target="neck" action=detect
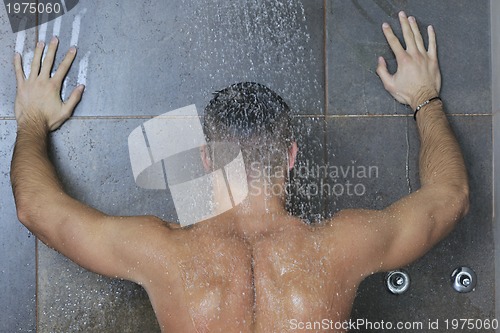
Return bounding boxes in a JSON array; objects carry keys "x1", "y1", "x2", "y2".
[
  {"x1": 202, "y1": 178, "x2": 295, "y2": 242},
  {"x1": 232, "y1": 192, "x2": 293, "y2": 241}
]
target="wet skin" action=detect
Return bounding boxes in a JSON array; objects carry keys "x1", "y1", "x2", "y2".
[{"x1": 142, "y1": 212, "x2": 362, "y2": 332}]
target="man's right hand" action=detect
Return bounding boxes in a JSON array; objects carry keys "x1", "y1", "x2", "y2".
[{"x1": 376, "y1": 11, "x2": 441, "y2": 110}]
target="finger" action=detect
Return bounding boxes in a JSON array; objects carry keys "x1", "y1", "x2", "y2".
[
  {"x1": 62, "y1": 84, "x2": 85, "y2": 116},
  {"x1": 40, "y1": 37, "x2": 59, "y2": 77},
  {"x1": 13, "y1": 53, "x2": 26, "y2": 84},
  {"x1": 427, "y1": 25, "x2": 437, "y2": 58},
  {"x1": 29, "y1": 41, "x2": 45, "y2": 80},
  {"x1": 382, "y1": 23, "x2": 405, "y2": 58},
  {"x1": 398, "y1": 11, "x2": 416, "y2": 52},
  {"x1": 52, "y1": 47, "x2": 77, "y2": 84},
  {"x1": 376, "y1": 56, "x2": 393, "y2": 89},
  {"x1": 408, "y1": 16, "x2": 425, "y2": 53}
]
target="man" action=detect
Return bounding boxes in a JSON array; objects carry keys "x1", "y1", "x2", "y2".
[{"x1": 11, "y1": 12, "x2": 468, "y2": 332}]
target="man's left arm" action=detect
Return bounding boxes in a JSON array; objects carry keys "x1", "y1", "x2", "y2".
[{"x1": 11, "y1": 37, "x2": 171, "y2": 284}]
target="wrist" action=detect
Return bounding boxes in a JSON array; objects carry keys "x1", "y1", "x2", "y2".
[
  {"x1": 17, "y1": 111, "x2": 50, "y2": 136},
  {"x1": 414, "y1": 97, "x2": 442, "y2": 121},
  {"x1": 410, "y1": 88, "x2": 440, "y2": 111}
]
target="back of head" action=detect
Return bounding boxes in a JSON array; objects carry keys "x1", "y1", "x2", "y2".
[{"x1": 203, "y1": 82, "x2": 293, "y2": 176}]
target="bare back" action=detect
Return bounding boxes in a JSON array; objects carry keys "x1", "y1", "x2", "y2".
[{"x1": 141, "y1": 216, "x2": 362, "y2": 333}]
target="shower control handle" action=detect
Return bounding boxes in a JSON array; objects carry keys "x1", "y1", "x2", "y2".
[
  {"x1": 386, "y1": 270, "x2": 410, "y2": 295},
  {"x1": 451, "y1": 266, "x2": 477, "y2": 293}
]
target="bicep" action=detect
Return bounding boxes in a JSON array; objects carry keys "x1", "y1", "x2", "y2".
[
  {"x1": 379, "y1": 185, "x2": 465, "y2": 271},
  {"x1": 330, "y1": 185, "x2": 465, "y2": 276},
  {"x1": 40, "y1": 195, "x2": 171, "y2": 284}
]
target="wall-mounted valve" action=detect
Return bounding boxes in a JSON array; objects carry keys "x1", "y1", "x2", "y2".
[
  {"x1": 386, "y1": 270, "x2": 410, "y2": 295},
  {"x1": 451, "y1": 267, "x2": 477, "y2": 293}
]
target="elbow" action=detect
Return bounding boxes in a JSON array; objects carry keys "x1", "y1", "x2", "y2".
[
  {"x1": 437, "y1": 182, "x2": 469, "y2": 223},
  {"x1": 457, "y1": 186, "x2": 470, "y2": 218},
  {"x1": 427, "y1": 185, "x2": 469, "y2": 243},
  {"x1": 454, "y1": 176, "x2": 470, "y2": 217},
  {"x1": 14, "y1": 198, "x2": 49, "y2": 244},
  {"x1": 13, "y1": 192, "x2": 38, "y2": 228},
  {"x1": 446, "y1": 183, "x2": 470, "y2": 221},
  {"x1": 459, "y1": 173, "x2": 470, "y2": 217},
  {"x1": 15, "y1": 199, "x2": 33, "y2": 227}
]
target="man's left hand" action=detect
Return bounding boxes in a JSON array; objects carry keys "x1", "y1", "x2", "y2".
[{"x1": 14, "y1": 36, "x2": 84, "y2": 131}]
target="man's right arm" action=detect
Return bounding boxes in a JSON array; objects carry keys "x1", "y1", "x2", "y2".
[{"x1": 326, "y1": 12, "x2": 469, "y2": 276}]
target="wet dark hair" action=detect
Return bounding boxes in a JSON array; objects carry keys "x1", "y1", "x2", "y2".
[{"x1": 203, "y1": 82, "x2": 293, "y2": 170}]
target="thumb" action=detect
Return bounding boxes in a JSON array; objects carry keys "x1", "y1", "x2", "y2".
[
  {"x1": 62, "y1": 84, "x2": 85, "y2": 117},
  {"x1": 376, "y1": 56, "x2": 393, "y2": 90}
]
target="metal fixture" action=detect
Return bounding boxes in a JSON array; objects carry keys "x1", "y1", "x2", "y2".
[
  {"x1": 451, "y1": 266, "x2": 477, "y2": 293},
  {"x1": 386, "y1": 270, "x2": 410, "y2": 295}
]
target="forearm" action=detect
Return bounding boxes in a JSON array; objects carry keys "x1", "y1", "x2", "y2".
[
  {"x1": 11, "y1": 114, "x2": 67, "y2": 233},
  {"x1": 416, "y1": 99, "x2": 468, "y2": 194}
]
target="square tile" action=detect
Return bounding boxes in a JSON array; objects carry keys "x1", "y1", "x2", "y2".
[
  {"x1": 45, "y1": 0, "x2": 324, "y2": 118},
  {"x1": 48, "y1": 118, "x2": 177, "y2": 219},
  {"x1": 326, "y1": 0, "x2": 491, "y2": 115},
  {"x1": 38, "y1": 244, "x2": 160, "y2": 333},
  {"x1": 326, "y1": 116, "x2": 413, "y2": 212},
  {"x1": 0, "y1": 10, "x2": 36, "y2": 117}
]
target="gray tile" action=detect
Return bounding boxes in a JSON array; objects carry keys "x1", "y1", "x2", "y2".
[
  {"x1": 0, "y1": 10, "x2": 36, "y2": 117},
  {"x1": 327, "y1": 0, "x2": 491, "y2": 115},
  {"x1": 0, "y1": 120, "x2": 36, "y2": 332},
  {"x1": 492, "y1": 1, "x2": 500, "y2": 322},
  {"x1": 326, "y1": 116, "x2": 412, "y2": 213},
  {"x1": 48, "y1": 118, "x2": 177, "y2": 220},
  {"x1": 38, "y1": 244, "x2": 160, "y2": 333},
  {"x1": 47, "y1": 0, "x2": 324, "y2": 118},
  {"x1": 329, "y1": 115, "x2": 495, "y2": 328}
]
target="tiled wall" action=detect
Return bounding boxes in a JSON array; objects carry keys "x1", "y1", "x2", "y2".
[
  {"x1": 0, "y1": 0, "x2": 494, "y2": 332},
  {"x1": 0, "y1": 13, "x2": 36, "y2": 332},
  {"x1": 491, "y1": 0, "x2": 500, "y2": 329}
]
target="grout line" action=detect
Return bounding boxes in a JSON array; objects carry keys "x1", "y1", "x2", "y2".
[
  {"x1": 322, "y1": 0, "x2": 329, "y2": 117},
  {"x1": 490, "y1": 0, "x2": 500, "y2": 327},
  {"x1": 294, "y1": 113, "x2": 493, "y2": 118},
  {"x1": 0, "y1": 113, "x2": 493, "y2": 121},
  {"x1": 322, "y1": 0, "x2": 329, "y2": 218},
  {"x1": 101, "y1": 113, "x2": 488, "y2": 118}
]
